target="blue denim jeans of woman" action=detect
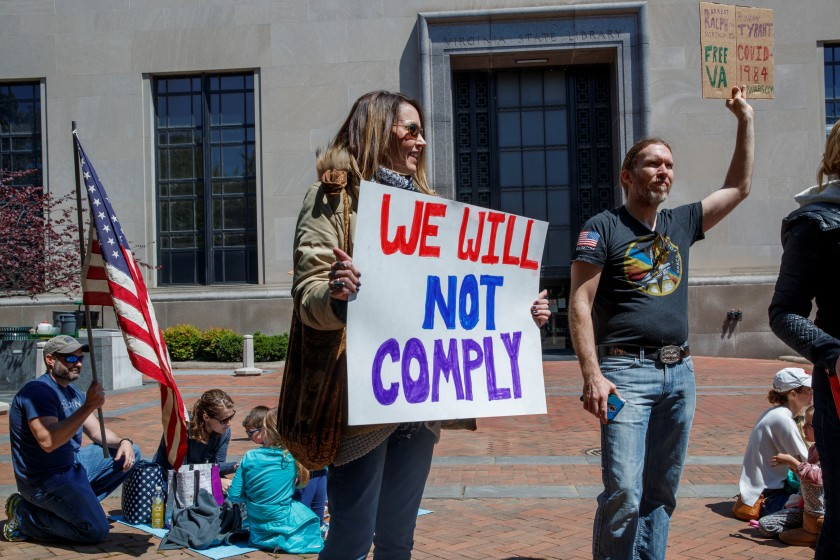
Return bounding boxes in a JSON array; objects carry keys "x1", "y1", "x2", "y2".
[
  {"x1": 15, "y1": 443, "x2": 140, "y2": 543},
  {"x1": 592, "y1": 354, "x2": 696, "y2": 560},
  {"x1": 319, "y1": 425, "x2": 436, "y2": 560},
  {"x1": 813, "y1": 366, "x2": 838, "y2": 559}
]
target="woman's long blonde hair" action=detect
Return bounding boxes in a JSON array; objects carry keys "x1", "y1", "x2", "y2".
[
  {"x1": 817, "y1": 120, "x2": 840, "y2": 191},
  {"x1": 263, "y1": 407, "x2": 310, "y2": 487},
  {"x1": 188, "y1": 389, "x2": 234, "y2": 444},
  {"x1": 330, "y1": 90, "x2": 432, "y2": 195}
]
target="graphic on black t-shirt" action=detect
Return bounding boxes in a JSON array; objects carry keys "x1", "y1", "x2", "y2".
[{"x1": 623, "y1": 233, "x2": 682, "y2": 296}]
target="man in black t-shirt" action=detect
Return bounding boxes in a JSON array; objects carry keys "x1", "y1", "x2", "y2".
[{"x1": 569, "y1": 85, "x2": 755, "y2": 560}]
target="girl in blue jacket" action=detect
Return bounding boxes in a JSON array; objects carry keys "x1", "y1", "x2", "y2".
[{"x1": 227, "y1": 407, "x2": 322, "y2": 554}]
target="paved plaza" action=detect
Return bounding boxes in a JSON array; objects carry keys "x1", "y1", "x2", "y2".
[{"x1": 0, "y1": 355, "x2": 817, "y2": 558}]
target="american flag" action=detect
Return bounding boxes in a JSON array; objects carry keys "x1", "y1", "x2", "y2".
[
  {"x1": 577, "y1": 230, "x2": 601, "y2": 249},
  {"x1": 76, "y1": 135, "x2": 187, "y2": 469}
]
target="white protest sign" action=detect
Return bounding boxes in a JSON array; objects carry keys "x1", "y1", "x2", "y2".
[{"x1": 346, "y1": 180, "x2": 548, "y2": 425}]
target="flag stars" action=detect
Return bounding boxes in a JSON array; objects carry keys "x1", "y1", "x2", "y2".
[
  {"x1": 112, "y1": 250, "x2": 120, "y2": 259},
  {"x1": 93, "y1": 198, "x2": 101, "y2": 207},
  {"x1": 102, "y1": 225, "x2": 111, "y2": 233},
  {"x1": 98, "y1": 212, "x2": 106, "y2": 220},
  {"x1": 107, "y1": 237, "x2": 116, "y2": 246},
  {"x1": 88, "y1": 184, "x2": 95, "y2": 193},
  {"x1": 84, "y1": 171, "x2": 90, "y2": 180}
]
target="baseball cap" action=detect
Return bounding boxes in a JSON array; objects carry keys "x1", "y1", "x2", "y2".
[
  {"x1": 773, "y1": 367, "x2": 812, "y2": 392},
  {"x1": 43, "y1": 335, "x2": 89, "y2": 356}
]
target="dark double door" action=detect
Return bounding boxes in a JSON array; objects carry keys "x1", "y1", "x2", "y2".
[{"x1": 453, "y1": 65, "x2": 615, "y2": 282}]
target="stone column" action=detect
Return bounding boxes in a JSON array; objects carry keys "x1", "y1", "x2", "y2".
[{"x1": 234, "y1": 334, "x2": 262, "y2": 376}]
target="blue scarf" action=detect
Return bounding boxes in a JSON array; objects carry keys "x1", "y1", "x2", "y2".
[{"x1": 374, "y1": 167, "x2": 418, "y2": 192}]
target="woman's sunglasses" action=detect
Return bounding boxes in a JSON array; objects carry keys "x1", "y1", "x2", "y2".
[
  {"x1": 394, "y1": 121, "x2": 425, "y2": 140},
  {"x1": 214, "y1": 411, "x2": 236, "y2": 424}
]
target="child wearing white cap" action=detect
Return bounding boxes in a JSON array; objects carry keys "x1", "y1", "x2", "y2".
[
  {"x1": 773, "y1": 367, "x2": 813, "y2": 393},
  {"x1": 736, "y1": 367, "x2": 813, "y2": 518}
]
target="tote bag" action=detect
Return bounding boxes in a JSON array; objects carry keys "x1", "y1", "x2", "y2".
[
  {"x1": 165, "y1": 463, "x2": 224, "y2": 520},
  {"x1": 121, "y1": 460, "x2": 165, "y2": 524}
]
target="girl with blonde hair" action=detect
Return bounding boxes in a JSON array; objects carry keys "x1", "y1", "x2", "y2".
[{"x1": 228, "y1": 408, "x2": 322, "y2": 554}]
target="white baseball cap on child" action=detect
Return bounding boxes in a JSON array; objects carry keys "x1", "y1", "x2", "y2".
[{"x1": 772, "y1": 367, "x2": 812, "y2": 392}]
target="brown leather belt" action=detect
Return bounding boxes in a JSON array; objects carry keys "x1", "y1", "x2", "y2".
[{"x1": 598, "y1": 344, "x2": 690, "y2": 365}]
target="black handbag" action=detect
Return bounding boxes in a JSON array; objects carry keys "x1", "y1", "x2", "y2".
[{"x1": 121, "y1": 460, "x2": 165, "y2": 524}]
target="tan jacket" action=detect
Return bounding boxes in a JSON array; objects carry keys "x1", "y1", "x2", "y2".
[
  {"x1": 292, "y1": 148, "x2": 359, "y2": 331},
  {"x1": 291, "y1": 148, "x2": 396, "y2": 437}
]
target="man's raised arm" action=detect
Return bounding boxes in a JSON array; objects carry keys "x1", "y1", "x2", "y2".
[{"x1": 701, "y1": 84, "x2": 755, "y2": 232}]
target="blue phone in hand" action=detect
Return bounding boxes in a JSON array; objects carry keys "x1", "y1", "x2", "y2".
[{"x1": 606, "y1": 393, "x2": 626, "y2": 422}]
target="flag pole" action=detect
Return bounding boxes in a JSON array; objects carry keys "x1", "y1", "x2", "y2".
[{"x1": 72, "y1": 122, "x2": 109, "y2": 458}]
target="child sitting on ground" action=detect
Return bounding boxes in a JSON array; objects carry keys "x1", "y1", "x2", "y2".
[
  {"x1": 242, "y1": 406, "x2": 269, "y2": 446},
  {"x1": 242, "y1": 404, "x2": 328, "y2": 537},
  {"x1": 228, "y1": 407, "x2": 322, "y2": 554},
  {"x1": 757, "y1": 405, "x2": 823, "y2": 546}
]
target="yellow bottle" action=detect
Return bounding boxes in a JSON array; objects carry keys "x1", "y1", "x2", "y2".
[{"x1": 151, "y1": 485, "x2": 164, "y2": 529}]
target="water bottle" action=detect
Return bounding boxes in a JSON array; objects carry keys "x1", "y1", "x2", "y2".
[{"x1": 151, "y1": 485, "x2": 165, "y2": 529}]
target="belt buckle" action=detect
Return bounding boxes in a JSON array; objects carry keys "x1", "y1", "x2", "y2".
[{"x1": 658, "y1": 345, "x2": 681, "y2": 365}]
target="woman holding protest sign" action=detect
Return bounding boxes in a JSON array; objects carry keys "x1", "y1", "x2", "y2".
[{"x1": 287, "y1": 90, "x2": 550, "y2": 559}]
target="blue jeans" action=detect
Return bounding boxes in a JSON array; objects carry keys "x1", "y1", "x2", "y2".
[
  {"x1": 760, "y1": 487, "x2": 792, "y2": 517},
  {"x1": 813, "y1": 366, "x2": 839, "y2": 559},
  {"x1": 295, "y1": 468, "x2": 328, "y2": 523},
  {"x1": 319, "y1": 425, "x2": 436, "y2": 560},
  {"x1": 593, "y1": 354, "x2": 696, "y2": 560},
  {"x1": 15, "y1": 443, "x2": 141, "y2": 543}
]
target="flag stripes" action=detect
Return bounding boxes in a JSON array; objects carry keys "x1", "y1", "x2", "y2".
[{"x1": 76, "y1": 134, "x2": 187, "y2": 469}]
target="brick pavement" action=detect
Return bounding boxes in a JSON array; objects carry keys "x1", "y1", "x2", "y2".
[{"x1": 0, "y1": 356, "x2": 818, "y2": 558}]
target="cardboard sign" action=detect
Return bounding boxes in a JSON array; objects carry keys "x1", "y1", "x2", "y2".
[
  {"x1": 346, "y1": 181, "x2": 548, "y2": 425},
  {"x1": 700, "y1": 2, "x2": 774, "y2": 99}
]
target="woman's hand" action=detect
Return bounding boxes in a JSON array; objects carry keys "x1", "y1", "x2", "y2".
[
  {"x1": 530, "y1": 289, "x2": 551, "y2": 327},
  {"x1": 329, "y1": 247, "x2": 362, "y2": 301}
]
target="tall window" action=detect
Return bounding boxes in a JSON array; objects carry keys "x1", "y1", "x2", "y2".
[
  {"x1": 825, "y1": 45, "x2": 840, "y2": 135},
  {"x1": 0, "y1": 82, "x2": 42, "y2": 186},
  {"x1": 154, "y1": 74, "x2": 257, "y2": 285}
]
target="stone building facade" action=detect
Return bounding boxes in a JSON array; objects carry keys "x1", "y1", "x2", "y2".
[{"x1": 1, "y1": 0, "x2": 838, "y2": 358}]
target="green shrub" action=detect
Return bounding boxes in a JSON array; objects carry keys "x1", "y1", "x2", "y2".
[
  {"x1": 253, "y1": 331, "x2": 289, "y2": 362},
  {"x1": 163, "y1": 324, "x2": 203, "y2": 361},
  {"x1": 276, "y1": 332, "x2": 289, "y2": 361},
  {"x1": 213, "y1": 331, "x2": 244, "y2": 362},
  {"x1": 162, "y1": 326, "x2": 289, "y2": 362},
  {"x1": 199, "y1": 327, "x2": 238, "y2": 361}
]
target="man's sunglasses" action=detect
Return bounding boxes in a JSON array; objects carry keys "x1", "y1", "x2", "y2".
[
  {"x1": 394, "y1": 121, "x2": 425, "y2": 140},
  {"x1": 59, "y1": 354, "x2": 84, "y2": 364}
]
